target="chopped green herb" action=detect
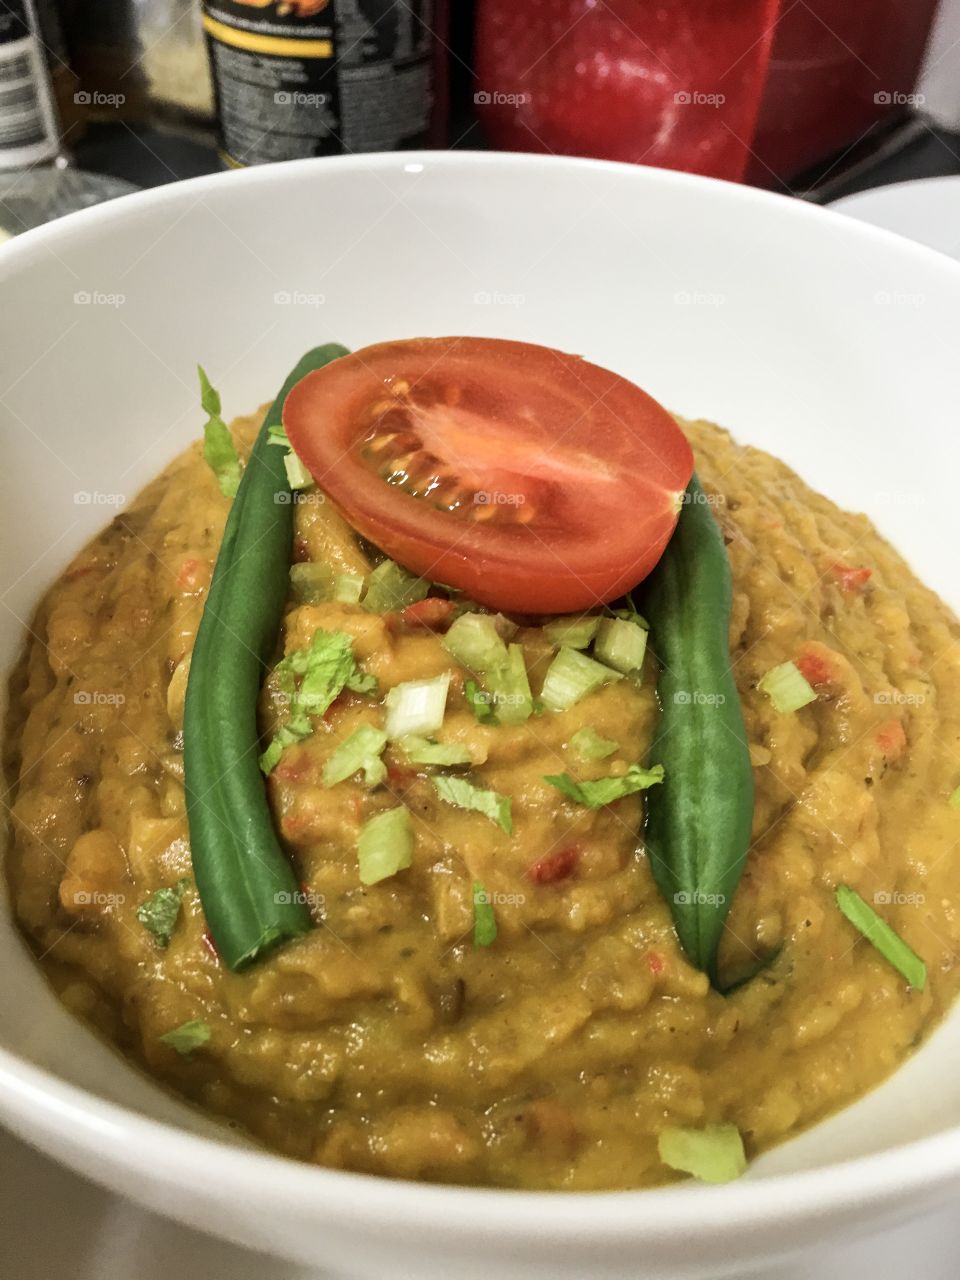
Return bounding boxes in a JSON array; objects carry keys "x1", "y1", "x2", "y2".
[
  {"x1": 593, "y1": 616, "x2": 648, "y2": 674},
  {"x1": 357, "y1": 806, "x2": 414, "y2": 885},
  {"x1": 323, "y1": 723, "x2": 388, "y2": 787},
  {"x1": 362, "y1": 560, "x2": 429, "y2": 613},
  {"x1": 540, "y1": 646, "x2": 622, "y2": 712},
  {"x1": 542, "y1": 615, "x2": 600, "y2": 650},
  {"x1": 198, "y1": 366, "x2": 241, "y2": 498},
  {"x1": 835, "y1": 884, "x2": 926, "y2": 989},
  {"x1": 544, "y1": 763, "x2": 664, "y2": 808},
  {"x1": 759, "y1": 661, "x2": 817, "y2": 713},
  {"x1": 159, "y1": 1018, "x2": 211, "y2": 1056},
  {"x1": 432, "y1": 775, "x2": 512, "y2": 834},
  {"x1": 570, "y1": 726, "x2": 619, "y2": 761},
  {"x1": 658, "y1": 1124, "x2": 746, "y2": 1184},
  {"x1": 464, "y1": 679, "x2": 497, "y2": 725},
  {"x1": 260, "y1": 630, "x2": 376, "y2": 773},
  {"x1": 399, "y1": 735, "x2": 472, "y2": 767},
  {"x1": 472, "y1": 880, "x2": 498, "y2": 947},
  {"x1": 384, "y1": 673, "x2": 450, "y2": 740},
  {"x1": 136, "y1": 877, "x2": 190, "y2": 948}
]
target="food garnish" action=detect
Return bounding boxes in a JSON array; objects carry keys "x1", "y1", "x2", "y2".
[
  {"x1": 658, "y1": 1124, "x2": 747, "y2": 1184},
  {"x1": 432, "y1": 775, "x2": 513, "y2": 834},
  {"x1": 569, "y1": 727, "x2": 619, "y2": 761},
  {"x1": 472, "y1": 881, "x2": 498, "y2": 947},
  {"x1": 184, "y1": 345, "x2": 349, "y2": 971},
  {"x1": 357, "y1": 807, "x2": 414, "y2": 885},
  {"x1": 835, "y1": 885, "x2": 926, "y2": 989},
  {"x1": 384, "y1": 674, "x2": 450, "y2": 740},
  {"x1": 159, "y1": 1019, "x2": 211, "y2": 1056},
  {"x1": 545, "y1": 764, "x2": 664, "y2": 808},
  {"x1": 323, "y1": 724, "x2": 388, "y2": 788},
  {"x1": 759, "y1": 660, "x2": 817, "y2": 714},
  {"x1": 641, "y1": 474, "x2": 754, "y2": 984},
  {"x1": 198, "y1": 366, "x2": 241, "y2": 498},
  {"x1": 136, "y1": 878, "x2": 190, "y2": 948},
  {"x1": 540, "y1": 646, "x2": 622, "y2": 712}
]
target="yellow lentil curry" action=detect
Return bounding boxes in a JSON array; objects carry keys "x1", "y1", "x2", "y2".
[{"x1": 5, "y1": 408, "x2": 960, "y2": 1191}]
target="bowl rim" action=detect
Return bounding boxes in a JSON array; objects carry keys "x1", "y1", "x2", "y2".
[{"x1": 3, "y1": 147, "x2": 960, "y2": 1242}]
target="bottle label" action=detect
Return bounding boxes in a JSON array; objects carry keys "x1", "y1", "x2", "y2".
[
  {"x1": 0, "y1": 0, "x2": 60, "y2": 169},
  {"x1": 202, "y1": 0, "x2": 436, "y2": 165}
]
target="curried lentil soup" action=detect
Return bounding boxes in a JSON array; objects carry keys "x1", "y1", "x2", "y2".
[{"x1": 5, "y1": 407, "x2": 960, "y2": 1190}]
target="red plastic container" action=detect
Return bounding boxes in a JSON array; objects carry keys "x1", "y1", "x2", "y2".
[{"x1": 474, "y1": 0, "x2": 938, "y2": 185}]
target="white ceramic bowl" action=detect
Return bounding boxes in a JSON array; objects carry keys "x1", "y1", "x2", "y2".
[{"x1": 1, "y1": 153, "x2": 959, "y2": 1279}]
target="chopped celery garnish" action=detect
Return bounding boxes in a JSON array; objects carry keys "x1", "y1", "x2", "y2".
[
  {"x1": 658, "y1": 1124, "x2": 746, "y2": 1184},
  {"x1": 544, "y1": 763, "x2": 663, "y2": 807},
  {"x1": 362, "y1": 560, "x2": 429, "y2": 613},
  {"x1": 398, "y1": 735, "x2": 472, "y2": 767},
  {"x1": 759, "y1": 661, "x2": 817, "y2": 713},
  {"x1": 357, "y1": 806, "x2": 414, "y2": 885},
  {"x1": 443, "y1": 612, "x2": 508, "y2": 672},
  {"x1": 384, "y1": 673, "x2": 450, "y2": 740},
  {"x1": 835, "y1": 884, "x2": 926, "y2": 989},
  {"x1": 543, "y1": 615, "x2": 600, "y2": 650},
  {"x1": 540, "y1": 646, "x2": 622, "y2": 712},
  {"x1": 594, "y1": 616, "x2": 648, "y2": 674}
]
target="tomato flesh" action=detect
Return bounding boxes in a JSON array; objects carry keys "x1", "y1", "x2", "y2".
[{"x1": 283, "y1": 337, "x2": 693, "y2": 614}]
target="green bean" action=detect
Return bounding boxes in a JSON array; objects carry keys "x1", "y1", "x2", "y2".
[
  {"x1": 184, "y1": 344, "x2": 349, "y2": 970},
  {"x1": 640, "y1": 473, "x2": 754, "y2": 983}
]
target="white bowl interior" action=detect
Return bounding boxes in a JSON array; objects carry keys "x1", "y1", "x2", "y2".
[{"x1": 1, "y1": 153, "x2": 960, "y2": 1272}]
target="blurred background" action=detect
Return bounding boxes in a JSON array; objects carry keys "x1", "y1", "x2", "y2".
[{"x1": 2, "y1": 0, "x2": 960, "y2": 234}]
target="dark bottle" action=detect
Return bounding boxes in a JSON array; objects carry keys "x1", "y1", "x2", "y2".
[{"x1": 202, "y1": 0, "x2": 448, "y2": 167}]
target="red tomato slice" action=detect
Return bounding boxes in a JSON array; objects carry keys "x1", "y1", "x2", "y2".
[{"x1": 283, "y1": 337, "x2": 693, "y2": 614}]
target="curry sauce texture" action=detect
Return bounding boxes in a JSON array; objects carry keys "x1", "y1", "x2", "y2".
[{"x1": 5, "y1": 410, "x2": 960, "y2": 1190}]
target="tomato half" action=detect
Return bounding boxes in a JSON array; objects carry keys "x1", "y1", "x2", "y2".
[{"x1": 283, "y1": 338, "x2": 693, "y2": 614}]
